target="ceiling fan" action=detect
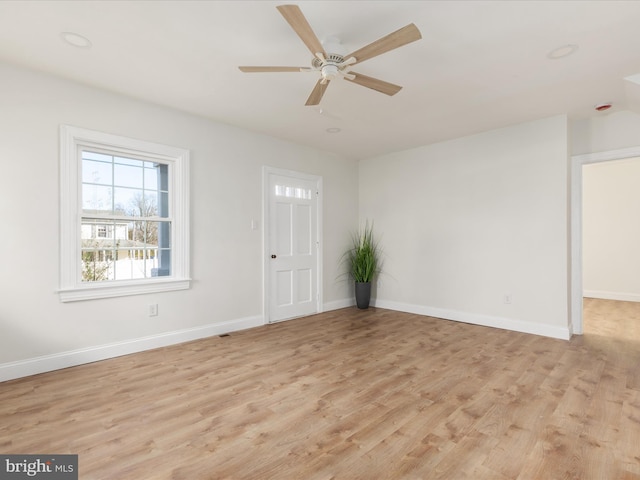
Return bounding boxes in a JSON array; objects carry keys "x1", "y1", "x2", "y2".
[{"x1": 239, "y1": 4, "x2": 422, "y2": 106}]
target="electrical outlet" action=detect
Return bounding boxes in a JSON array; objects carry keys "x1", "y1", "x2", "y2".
[
  {"x1": 148, "y1": 304, "x2": 158, "y2": 316},
  {"x1": 503, "y1": 294, "x2": 512, "y2": 304}
]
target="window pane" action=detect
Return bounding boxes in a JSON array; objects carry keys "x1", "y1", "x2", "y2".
[
  {"x1": 144, "y1": 164, "x2": 158, "y2": 190},
  {"x1": 158, "y1": 191, "x2": 169, "y2": 218},
  {"x1": 80, "y1": 219, "x2": 170, "y2": 282},
  {"x1": 158, "y1": 163, "x2": 169, "y2": 191},
  {"x1": 114, "y1": 163, "x2": 143, "y2": 188},
  {"x1": 144, "y1": 191, "x2": 159, "y2": 217},
  {"x1": 153, "y1": 249, "x2": 171, "y2": 277},
  {"x1": 114, "y1": 156, "x2": 143, "y2": 167},
  {"x1": 114, "y1": 187, "x2": 142, "y2": 216},
  {"x1": 128, "y1": 220, "x2": 143, "y2": 243},
  {"x1": 142, "y1": 220, "x2": 158, "y2": 247},
  {"x1": 81, "y1": 237, "x2": 116, "y2": 282},
  {"x1": 82, "y1": 159, "x2": 112, "y2": 185},
  {"x1": 81, "y1": 220, "x2": 127, "y2": 243},
  {"x1": 151, "y1": 221, "x2": 171, "y2": 248},
  {"x1": 274, "y1": 184, "x2": 311, "y2": 199},
  {"x1": 82, "y1": 151, "x2": 165, "y2": 219},
  {"x1": 81, "y1": 249, "x2": 113, "y2": 282},
  {"x1": 82, "y1": 184, "x2": 112, "y2": 214},
  {"x1": 112, "y1": 248, "x2": 159, "y2": 280},
  {"x1": 83, "y1": 151, "x2": 112, "y2": 162},
  {"x1": 82, "y1": 151, "x2": 169, "y2": 218}
]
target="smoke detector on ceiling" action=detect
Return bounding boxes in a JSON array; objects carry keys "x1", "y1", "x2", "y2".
[
  {"x1": 547, "y1": 44, "x2": 578, "y2": 60},
  {"x1": 60, "y1": 32, "x2": 92, "y2": 48}
]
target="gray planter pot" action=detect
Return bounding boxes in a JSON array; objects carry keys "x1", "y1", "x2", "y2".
[{"x1": 355, "y1": 282, "x2": 372, "y2": 309}]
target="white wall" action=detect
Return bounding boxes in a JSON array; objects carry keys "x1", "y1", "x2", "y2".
[
  {"x1": 359, "y1": 115, "x2": 571, "y2": 339},
  {"x1": 0, "y1": 62, "x2": 358, "y2": 380},
  {"x1": 571, "y1": 110, "x2": 640, "y2": 156},
  {"x1": 583, "y1": 158, "x2": 640, "y2": 302}
]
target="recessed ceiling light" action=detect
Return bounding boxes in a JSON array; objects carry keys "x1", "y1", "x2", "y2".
[
  {"x1": 60, "y1": 32, "x2": 92, "y2": 49},
  {"x1": 326, "y1": 127, "x2": 341, "y2": 133},
  {"x1": 547, "y1": 44, "x2": 578, "y2": 60}
]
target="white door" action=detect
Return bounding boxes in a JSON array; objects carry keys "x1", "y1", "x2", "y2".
[{"x1": 266, "y1": 169, "x2": 321, "y2": 322}]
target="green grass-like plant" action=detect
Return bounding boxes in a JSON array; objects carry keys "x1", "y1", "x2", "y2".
[{"x1": 346, "y1": 222, "x2": 380, "y2": 283}]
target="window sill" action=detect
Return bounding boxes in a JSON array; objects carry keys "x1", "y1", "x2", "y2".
[{"x1": 58, "y1": 278, "x2": 191, "y2": 302}]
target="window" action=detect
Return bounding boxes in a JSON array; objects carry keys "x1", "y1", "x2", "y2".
[
  {"x1": 274, "y1": 184, "x2": 312, "y2": 199},
  {"x1": 59, "y1": 125, "x2": 190, "y2": 302}
]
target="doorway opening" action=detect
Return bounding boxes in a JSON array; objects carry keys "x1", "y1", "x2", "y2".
[{"x1": 571, "y1": 146, "x2": 640, "y2": 335}]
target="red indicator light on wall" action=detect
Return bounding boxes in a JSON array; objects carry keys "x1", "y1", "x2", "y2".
[{"x1": 595, "y1": 103, "x2": 612, "y2": 112}]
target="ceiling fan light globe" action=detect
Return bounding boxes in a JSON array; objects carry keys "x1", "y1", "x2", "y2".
[{"x1": 321, "y1": 64, "x2": 339, "y2": 80}]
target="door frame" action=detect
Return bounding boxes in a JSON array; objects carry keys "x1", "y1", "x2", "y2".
[
  {"x1": 570, "y1": 145, "x2": 640, "y2": 335},
  {"x1": 263, "y1": 166, "x2": 323, "y2": 324}
]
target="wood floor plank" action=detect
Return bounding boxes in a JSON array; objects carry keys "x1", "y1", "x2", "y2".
[{"x1": 2, "y1": 299, "x2": 640, "y2": 478}]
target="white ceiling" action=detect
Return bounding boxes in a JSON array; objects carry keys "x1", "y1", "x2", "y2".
[{"x1": 1, "y1": 0, "x2": 640, "y2": 159}]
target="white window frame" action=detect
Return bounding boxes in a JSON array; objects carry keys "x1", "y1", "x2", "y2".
[{"x1": 59, "y1": 125, "x2": 190, "y2": 302}]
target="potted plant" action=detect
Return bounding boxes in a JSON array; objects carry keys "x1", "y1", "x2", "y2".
[{"x1": 344, "y1": 221, "x2": 380, "y2": 309}]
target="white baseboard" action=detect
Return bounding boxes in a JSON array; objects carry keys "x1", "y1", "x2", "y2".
[
  {"x1": 0, "y1": 315, "x2": 264, "y2": 383},
  {"x1": 323, "y1": 298, "x2": 355, "y2": 311},
  {"x1": 1, "y1": 297, "x2": 574, "y2": 383},
  {"x1": 373, "y1": 299, "x2": 571, "y2": 340},
  {"x1": 583, "y1": 290, "x2": 640, "y2": 303}
]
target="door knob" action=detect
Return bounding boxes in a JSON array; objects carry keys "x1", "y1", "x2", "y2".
[{"x1": 271, "y1": 254, "x2": 277, "y2": 259}]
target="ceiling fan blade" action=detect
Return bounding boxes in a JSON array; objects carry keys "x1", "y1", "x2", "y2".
[
  {"x1": 345, "y1": 23, "x2": 422, "y2": 65},
  {"x1": 239, "y1": 66, "x2": 307, "y2": 72},
  {"x1": 305, "y1": 79, "x2": 330, "y2": 106},
  {"x1": 277, "y1": 5, "x2": 326, "y2": 57},
  {"x1": 344, "y1": 72, "x2": 402, "y2": 96}
]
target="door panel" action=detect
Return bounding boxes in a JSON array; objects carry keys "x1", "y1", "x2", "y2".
[
  {"x1": 276, "y1": 270, "x2": 293, "y2": 306},
  {"x1": 276, "y1": 203, "x2": 292, "y2": 255},
  {"x1": 268, "y1": 171, "x2": 319, "y2": 322},
  {"x1": 296, "y1": 204, "x2": 312, "y2": 255},
  {"x1": 297, "y1": 268, "x2": 312, "y2": 302}
]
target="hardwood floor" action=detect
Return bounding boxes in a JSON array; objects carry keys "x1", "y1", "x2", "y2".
[{"x1": 1, "y1": 299, "x2": 640, "y2": 479}]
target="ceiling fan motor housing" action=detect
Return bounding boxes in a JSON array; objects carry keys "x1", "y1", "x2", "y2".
[{"x1": 313, "y1": 54, "x2": 346, "y2": 80}]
